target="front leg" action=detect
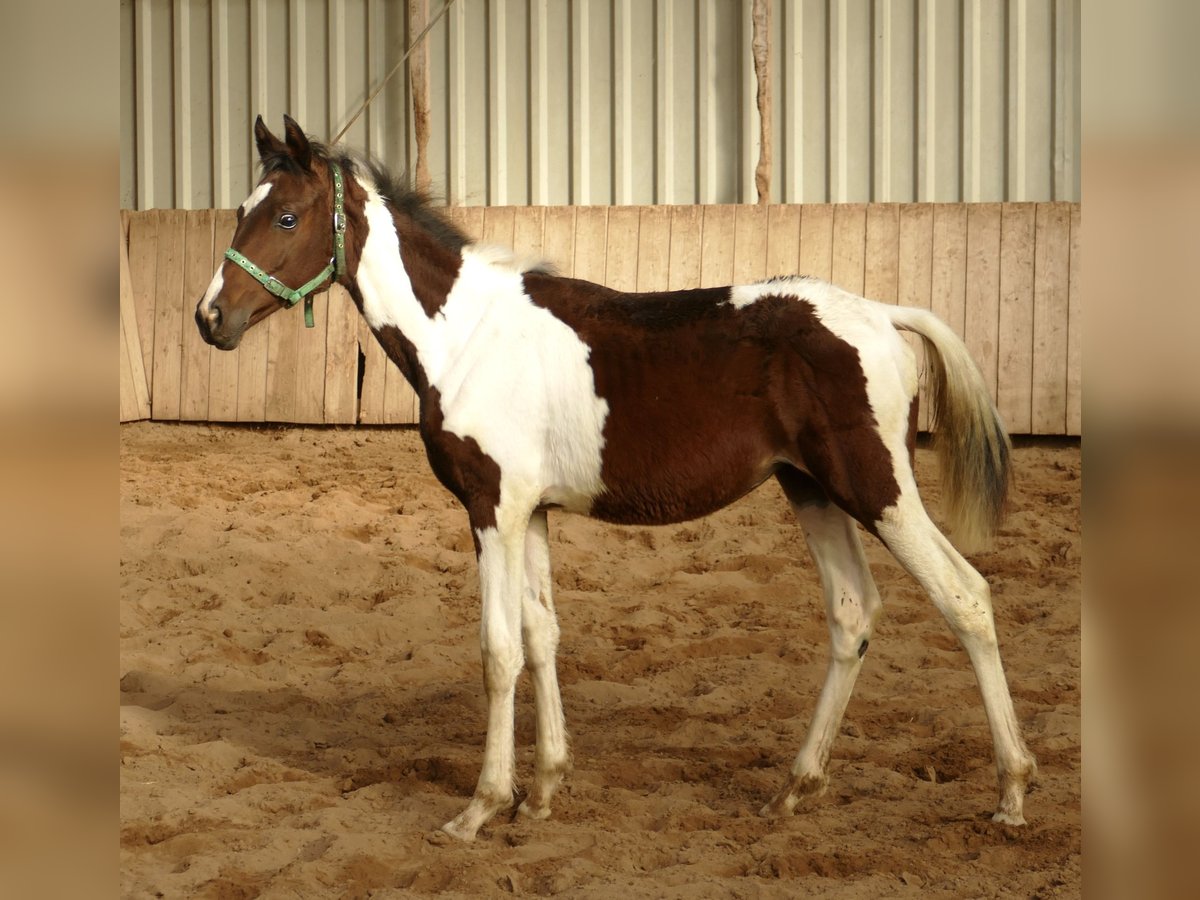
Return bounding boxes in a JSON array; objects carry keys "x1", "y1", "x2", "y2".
[{"x1": 441, "y1": 514, "x2": 529, "y2": 841}]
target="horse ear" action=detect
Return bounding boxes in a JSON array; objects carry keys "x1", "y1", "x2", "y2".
[
  {"x1": 282, "y1": 115, "x2": 313, "y2": 170},
  {"x1": 254, "y1": 115, "x2": 288, "y2": 162}
]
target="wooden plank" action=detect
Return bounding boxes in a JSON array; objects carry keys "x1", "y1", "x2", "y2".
[
  {"x1": 997, "y1": 203, "x2": 1037, "y2": 433},
  {"x1": 898, "y1": 204, "x2": 934, "y2": 429},
  {"x1": 324, "y1": 285, "x2": 360, "y2": 424},
  {"x1": 1032, "y1": 202, "x2": 1072, "y2": 434},
  {"x1": 1066, "y1": 204, "x2": 1081, "y2": 435},
  {"x1": 179, "y1": 210, "x2": 216, "y2": 421},
  {"x1": 481, "y1": 205, "x2": 516, "y2": 248},
  {"x1": 357, "y1": 317, "x2": 387, "y2": 424},
  {"x1": 573, "y1": 207, "x2": 609, "y2": 284},
  {"x1": 930, "y1": 204, "x2": 968, "y2": 340},
  {"x1": 698, "y1": 205, "x2": 735, "y2": 288},
  {"x1": 964, "y1": 202, "x2": 1002, "y2": 404},
  {"x1": 605, "y1": 207, "x2": 641, "y2": 291},
  {"x1": 667, "y1": 205, "x2": 703, "y2": 290},
  {"x1": 542, "y1": 206, "x2": 577, "y2": 277},
  {"x1": 264, "y1": 282, "x2": 302, "y2": 423},
  {"x1": 119, "y1": 216, "x2": 151, "y2": 422},
  {"x1": 150, "y1": 210, "x2": 187, "y2": 420},
  {"x1": 636, "y1": 206, "x2": 671, "y2": 291},
  {"x1": 864, "y1": 203, "x2": 900, "y2": 302},
  {"x1": 126, "y1": 211, "x2": 160, "y2": 397},
  {"x1": 207, "y1": 210, "x2": 240, "y2": 421},
  {"x1": 383, "y1": 349, "x2": 419, "y2": 424},
  {"x1": 765, "y1": 205, "x2": 801, "y2": 278},
  {"x1": 732, "y1": 204, "x2": 769, "y2": 285},
  {"x1": 443, "y1": 206, "x2": 485, "y2": 244},
  {"x1": 293, "y1": 287, "x2": 329, "y2": 424},
  {"x1": 831, "y1": 203, "x2": 867, "y2": 295},
  {"x1": 798, "y1": 204, "x2": 834, "y2": 282},
  {"x1": 512, "y1": 206, "x2": 547, "y2": 261}
]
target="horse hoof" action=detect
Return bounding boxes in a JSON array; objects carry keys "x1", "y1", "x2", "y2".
[
  {"x1": 439, "y1": 817, "x2": 478, "y2": 842},
  {"x1": 517, "y1": 800, "x2": 552, "y2": 821},
  {"x1": 991, "y1": 810, "x2": 1026, "y2": 826}
]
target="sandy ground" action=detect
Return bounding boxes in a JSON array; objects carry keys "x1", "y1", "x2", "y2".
[{"x1": 120, "y1": 423, "x2": 1080, "y2": 898}]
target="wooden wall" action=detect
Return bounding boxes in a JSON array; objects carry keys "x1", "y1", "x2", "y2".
[{"x1": 119, "y1": 202, "x2": 1081, "y2": 436}]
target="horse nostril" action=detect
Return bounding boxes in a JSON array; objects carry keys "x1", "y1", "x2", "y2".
[{"x1": 208, "y1": 303, "x2": 222, "y2": 327}]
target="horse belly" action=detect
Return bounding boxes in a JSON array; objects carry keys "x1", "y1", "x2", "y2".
[{"x1": 589, "y1": 428, "x2": 780, "y2": 526}]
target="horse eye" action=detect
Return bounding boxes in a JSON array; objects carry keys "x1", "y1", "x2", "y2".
[{"x1": 279, "y1": 213, "x2": 298, "y2": 229}]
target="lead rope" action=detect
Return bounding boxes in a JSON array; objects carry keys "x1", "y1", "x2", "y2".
[{"x1": 331, "y1": 0, "x2": 457, "y2": 146}]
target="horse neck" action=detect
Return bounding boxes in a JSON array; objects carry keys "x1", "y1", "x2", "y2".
[{"x1": 349, "y1": 179, "x2": 473, "y2": 392}]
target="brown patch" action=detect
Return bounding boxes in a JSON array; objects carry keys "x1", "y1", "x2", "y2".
[
  {"x1": 418, "y1": 388, "x2": 502, "y2": 539},
  {"x1": 521, "y1": 277, "x2": 901, "y2": 531},
  {"x1": 396, "y1": 218, "x2": 463, "y2": 317}
]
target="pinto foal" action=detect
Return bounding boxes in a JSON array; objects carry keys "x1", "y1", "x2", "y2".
[{"x1": 197, "y1": 116, "x2": 1036, "y2": 840}]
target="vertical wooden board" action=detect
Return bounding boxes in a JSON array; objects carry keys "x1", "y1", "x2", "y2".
[
  {"x1": 667, "y1": 206, "x2": 703, "y2": 290},
  {"x1": 765, "y1": 205, "x2": 801, "y2": 278},
  {"x1": 179, "y1": 210, "x2": 216, "y2": 420},
  {"x1": 864, "y1": 204, "x2": 900, "y2": 302},
  {"x1": 997, "y1": 203, "x2": 1037, "y2": 433},
  {"x1": 1066, "y1": 204, "x2": 1081, "y2": 435},
  {"x1": 357, "y1": 317, "x2": 387, "y2": 424},
  {"x1": 323, "y1": 285, "x2": 360, "y2": 425},
  {"x1": 798, "y1": 204, "x2": 834, "y2": 281},
  {"x1": 119, "y1": 217, "x2": 151, "y2": 421},
  {"x1": 383, "y1": 356, "x2": 419, "y2": 424},
  {"x1": 293, "y1": 291, "x2": 330, "y2": 424},
  {"x1": 444, "y1": 206, "x2": 485, "y2": 243},
  {"x1": 636, "y1": 206, "x2": 671, "y2": 291},
  {"x1": 573, "y1": 207, "x2": 609, "y2": 284},
  {"x1": 207, "y1": 210, "x2": 240, "y2": 421},
  {"x1": 605, "y1": 207, "x2": 641, "y2": 291},
  {"x1": 930, "y1": 204, "x2": 968, "y2": 339},
  {"x1": 831, "y1": 203, "x2": 867, "y2": 295},
  {"x1": 511, "y1": 206, "x2": 547, "y2": 261},
  {"x1": 542, "y1": 206, "x2": 577, "y2": 276},
  {"x1": 732, "y1": 204, "x2": 769, "y2": 285},
  {"x1": 150, "y1": 210, "x2": 187, "y2": 420},
  {"x1": 1032, "y1": 202, "x2": 1072, "y2": 434},
  {"x1": 127, "y1": 211, "x2": 160, "y2": 397},
  {"x1": 964, "y1": 203, "x2": 1002, "y2": 404},
  {"x1": 236, "y1": 323, "x2": 270, "y2": 421},
  {"x1": 481, "y1": 206, "x2": 516, "y2": 248},
  {"x1": 264, "y1": 296, "x2": 302, "y2": 423},
  {"x1": 699, "y1": 205, "x2": 735, "y2": 288},
  {"x1": 898, "y1": 204, "x2": 934, "y2": 429}
]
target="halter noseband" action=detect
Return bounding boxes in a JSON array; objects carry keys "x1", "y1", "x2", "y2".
[{"x1": 223, "y1": 161, "x2": 348, "y2": 328}]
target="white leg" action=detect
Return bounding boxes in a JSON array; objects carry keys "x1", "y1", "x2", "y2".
[
  {"x1": 877, "y1": 489, "x2": 1037, "y2": 825},
  {"x1": 441, "y1": 518, "x2": 528, "y2": 840},
  {"x1": 763, "y1": 501, "x2": 882, "y2": 816},
  {"x1": 516, "y1": 510, "x2": 570, "y2": 820}
]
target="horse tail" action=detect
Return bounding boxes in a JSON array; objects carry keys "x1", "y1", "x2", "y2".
[{"x1": 885, "y1": 305, "x2": 1012, "y2": 553}]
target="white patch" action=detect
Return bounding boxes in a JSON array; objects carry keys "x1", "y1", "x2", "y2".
[
  {"x1": 239, "y1": 181, "x2": 273, "y2": 216},
  {"x1": 353, "y1": 179, "x2": 610, "y2": 513},
  {"x1": 198, "y1": 265, "x2": 225, "y2": 319}
]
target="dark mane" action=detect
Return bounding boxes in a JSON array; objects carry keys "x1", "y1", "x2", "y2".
[{"x1": 261, "y1": 141, "x2": 472, "y2": 258}]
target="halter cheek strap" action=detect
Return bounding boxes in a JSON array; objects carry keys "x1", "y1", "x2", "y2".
[{"x1": 223, "y1": 161, "x2": 348, "y2": 328}]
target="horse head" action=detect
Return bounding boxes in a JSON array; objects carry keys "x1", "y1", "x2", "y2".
[{"x1": 196, "y1": 115, "x2": 345, "y2": 350}]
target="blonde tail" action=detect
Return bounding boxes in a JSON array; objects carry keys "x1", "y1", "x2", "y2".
[{"x1": 886, "y1": 305, "x2": 1011, "y2": 553}]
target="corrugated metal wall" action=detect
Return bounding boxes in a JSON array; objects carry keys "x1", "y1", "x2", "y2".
[{"x1": 121, "y1": 0, "x2": 1080, "y2": 210}]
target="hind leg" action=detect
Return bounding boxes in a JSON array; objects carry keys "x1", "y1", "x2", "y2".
[
  {"x1": 877, "y1": 486, "x2": 1036, "y2": 824},
  {"x1": 516, "y1": 510, "x2": 570, "y2": 820},
  {"x1": 763, "y1": 470, "x2": 883, "y2": 816}
]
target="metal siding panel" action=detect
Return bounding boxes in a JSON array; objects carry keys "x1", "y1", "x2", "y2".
[{"x1": 124, "y1": 0, "x2": 1079, "y2": 208}]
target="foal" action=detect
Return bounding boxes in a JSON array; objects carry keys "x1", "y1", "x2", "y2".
[{"x1": 197, "y1": 116, "x2": 1036, "y2": 840}]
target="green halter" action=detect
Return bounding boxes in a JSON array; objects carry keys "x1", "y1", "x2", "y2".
[{"x1": 224, "y1": 161, "x2": 348, "y2": 328}]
